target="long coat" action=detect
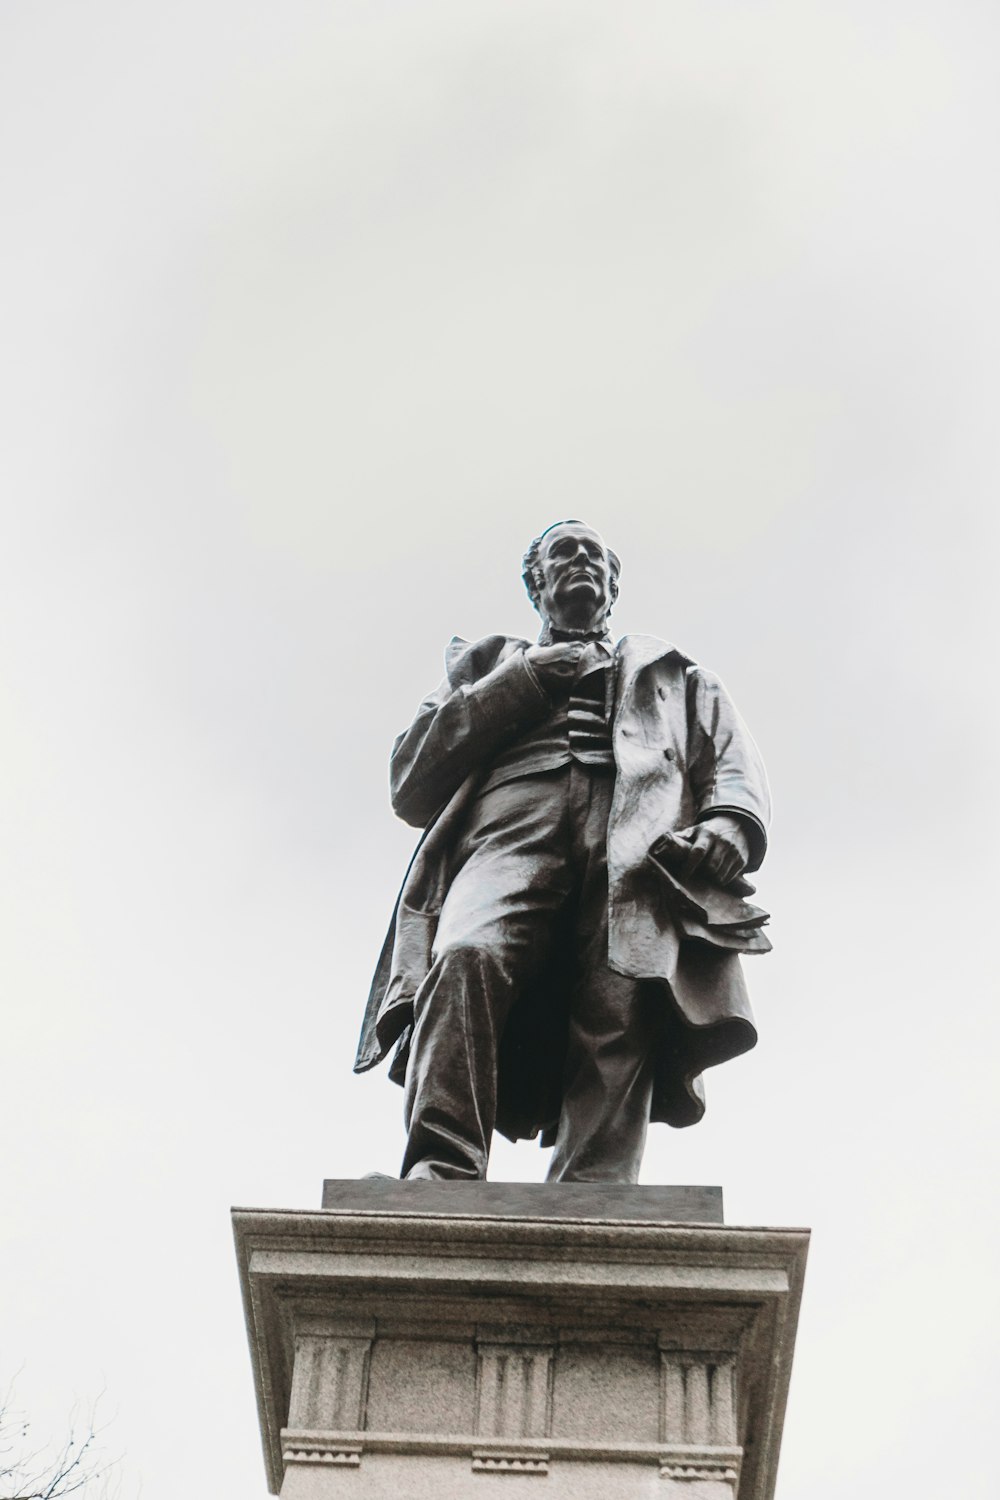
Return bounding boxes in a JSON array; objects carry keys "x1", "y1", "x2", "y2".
[{"x1": 354, "y1": 632, "x2": 771, "y2": 1139}]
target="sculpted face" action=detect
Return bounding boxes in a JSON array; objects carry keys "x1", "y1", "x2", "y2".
[{"x1": 535, "y1": 522, "x2": 614, "y2": 632}]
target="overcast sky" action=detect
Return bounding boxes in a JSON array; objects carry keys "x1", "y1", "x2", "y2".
[{"x1": 2, "y1": 3, "x2": 998, "y2": 1497}]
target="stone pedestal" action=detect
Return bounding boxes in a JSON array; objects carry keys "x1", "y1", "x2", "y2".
[{"x1": 233, "y1": 1184, "x2": 808, "y2": 1500}]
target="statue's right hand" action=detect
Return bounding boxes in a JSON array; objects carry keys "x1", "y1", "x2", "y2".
[{"x1": 524, "y1": 642, "x2": 584, "y2": 692}]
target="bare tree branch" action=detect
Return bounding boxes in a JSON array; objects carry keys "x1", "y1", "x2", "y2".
[{"x1": 0, "y1": 1387, "x2": 126, "y2": 1500}]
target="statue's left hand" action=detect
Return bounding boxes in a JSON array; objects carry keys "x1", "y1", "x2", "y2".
[{"x1": 676, "y1": 815, "x2": 751, "y2": 886}]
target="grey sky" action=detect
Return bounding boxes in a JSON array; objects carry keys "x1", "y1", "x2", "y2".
[{"x1": 2, "y1": 3, "x2": 997, "y2": 1496}]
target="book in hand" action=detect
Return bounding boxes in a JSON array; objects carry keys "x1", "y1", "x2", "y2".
[{"x1": 647, "y1": 830, "x2": 772, "y2": 954}]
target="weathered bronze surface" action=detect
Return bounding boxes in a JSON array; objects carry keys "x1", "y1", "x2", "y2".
[{"x1": 355, "y1": 522, "x2": 771, "y2": 1182}]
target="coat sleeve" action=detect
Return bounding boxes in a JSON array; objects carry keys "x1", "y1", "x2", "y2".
[
  {"x1": 390, "y1": 641, "x2": 551, "y2": 828},
  {"x1": 685, "y1": 666, "x2": 771, "y2": 871}
]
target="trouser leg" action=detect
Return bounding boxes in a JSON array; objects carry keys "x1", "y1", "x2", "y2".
[
  {"x1": 401, "y1": 944, "x2": 518, "y2": 1180},
  {"x1": 402, "y1": 774, "x2": 570, "y2": 1181},
  {"x1": 545, "y1": 965, "x2": 657, "y2": 1182},
  {"x1": 547, "y1": 767, "x2": 657, "y2": 1183}
]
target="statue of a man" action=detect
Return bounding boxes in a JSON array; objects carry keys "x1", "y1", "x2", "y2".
[{"x1": 355, "y1": 521, "x2": 771, "y2": 1182}]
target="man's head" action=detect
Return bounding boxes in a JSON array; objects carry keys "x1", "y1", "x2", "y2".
[{"x1": 522, "y1": 520, "x2": 620, "y2": 633}]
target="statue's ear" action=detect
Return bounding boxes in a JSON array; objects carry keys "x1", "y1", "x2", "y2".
[{"x1": 607, "y1": 549, "x2": 622, "y2": 603}]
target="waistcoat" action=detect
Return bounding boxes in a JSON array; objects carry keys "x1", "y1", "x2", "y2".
[{"x1": 480, "y1": 656, "x2": 614, "y2": 794}]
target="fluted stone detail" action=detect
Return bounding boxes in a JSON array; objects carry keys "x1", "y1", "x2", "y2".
[
  {"x1": 475, "y1": 1335, "x2": 554, "y2": 1439},
  {"x1": 660, "y1": 1351, "x2": 738, "y2": 1446},
  {"x1": 287, "y1": 1331, "x2": 372, "y2": 1431}
]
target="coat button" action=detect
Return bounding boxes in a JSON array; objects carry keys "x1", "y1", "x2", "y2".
[{"x1": 663, "y1": 748, "x2": 675, "y2": 761}]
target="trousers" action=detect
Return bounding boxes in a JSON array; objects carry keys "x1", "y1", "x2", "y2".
[{"x1": 401, "y1": 763, "x2": 658, "y2": 1182}]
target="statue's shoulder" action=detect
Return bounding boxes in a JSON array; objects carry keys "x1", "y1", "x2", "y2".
[
  {"x1": 616, "y1": 633, "x2": 698, "y2": 676},
  {"x1": 444, "y1": 633, "x2": 529, "y2": 687},
  {"x1": 626, "y1": 639, "x2": 728, "y2": 696}
]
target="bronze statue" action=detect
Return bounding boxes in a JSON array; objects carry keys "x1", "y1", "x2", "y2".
[{"x1": 355, "y1": 522, "x2": 771, "y2": 1182}]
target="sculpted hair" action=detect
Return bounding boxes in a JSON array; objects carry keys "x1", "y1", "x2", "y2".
[{"x1": 522, "y1": 520, "x2": 621, "y2": 613}]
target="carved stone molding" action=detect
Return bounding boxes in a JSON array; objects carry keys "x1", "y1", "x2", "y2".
[
  {"x1": 281, "y1": 1432, "x2": 363, "y2": 1468},
  {"x1": 661, "y1": 1459, "x2": 740, "y2": 1483},
  {"x1": 278, "y1": 1431, "x2": 743, "y2": 1489},
  {"x1": 471, "y1": 1446, "x2": 550, "y2": 1474}
]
